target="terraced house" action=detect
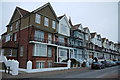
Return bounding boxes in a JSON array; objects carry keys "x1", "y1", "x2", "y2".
[{"x1": 1, "y1": 2, "x2": 120, "y2": 69}]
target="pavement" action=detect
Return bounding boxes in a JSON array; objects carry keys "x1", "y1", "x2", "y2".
[
  {"x1": 1, "y1": 66, "x2": 120, "y2": 79},
  {"x1": 2, "y1": 67, "x2": 90, "y2": 78}
]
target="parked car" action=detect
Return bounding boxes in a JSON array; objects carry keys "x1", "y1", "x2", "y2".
[
  {"x1": 109, "y1": 61, "x2": 117, "y2": 66},
  {"x1": 101, "y1": 61, "x2": 112, "y2": 67},
  {"x1": 91, "y1": 62, "x2": 105, "y2": 69},
  {"x1": 115, "y1": 61, "x2": 120, "y2": 65}
]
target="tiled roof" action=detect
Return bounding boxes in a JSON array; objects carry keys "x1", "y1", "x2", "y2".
[
  {"x1": 58, "y1": 14, "x2": 65, "y2": 20},
  {"x1": 2, "y1": 41, "x2": 18, "y2": 48},
  {"x1": 16, "y1": 7, "x2": 30, "y2": 16},
  {"x1": 72, "y1": 24, "x2": 81, "y2": 30},
  {"x1": 90, "y1": 32, "x2": 96, "y2": 38}
]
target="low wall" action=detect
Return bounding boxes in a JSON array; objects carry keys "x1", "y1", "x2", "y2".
[
  {"x1": 53, "y1": 62, "x2": 67, "y2": 67},
  {"x1": 19, "y1": 67, "x2": 69, "y2": 73}
]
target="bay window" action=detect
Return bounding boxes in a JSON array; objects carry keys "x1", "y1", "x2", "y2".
[
  {"x1": 34, "y1": 30, "x2": 44, "y2": 41},
  {"x1": 5, "y1": 35, "x2": 10, "y2": 42},
  {"x1": 48, "y1": 47, "x2": 52, "y2": 57},
  {"x1": 36, "y1": 61, "x2": 45, "y2": 69},
  {"x1": 34, "y1": 44, "x2": 47, "y2": 56},
  {"x1": 58, "y1": 36, "x2": 64, "y2": 43},
  {"x1": 48, "y1": 62, "x2": 52, "y2": 68}
]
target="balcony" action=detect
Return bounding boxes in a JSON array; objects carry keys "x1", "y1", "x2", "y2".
[{"x1": 29, "y1": 37, "x2": 72, "y2": 47}]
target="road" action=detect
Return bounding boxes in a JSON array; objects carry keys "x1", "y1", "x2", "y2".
[
  {"x1": 41, "y1": 66, "x2": 119, "y2": 78},
  {"x1": 2, "y1": 66, "x2": 119, "y2": 78}
]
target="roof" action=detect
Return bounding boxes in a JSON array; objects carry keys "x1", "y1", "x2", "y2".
[
  {"x1": 2, "y1": 41, "x2": 18, "y2": 48},
  {"x1": 97, "y1": 34, "x2": 101, "y2": 38},
  {"x1": 58, "y1": 14, "x2": 65, "y2": 20},
  {"x1": 16, "y1": 7, "x2": 30, "y2": 16},
  {"x1": 90, "y1": 32, "x2": 96, "y2": 38},
  {"x1": 84, "y1": 27, "x2": 89, "y2": 30},
  {"x1": 69, "y1": 17, "x2": 73, "y2": 27},
  {"x1": 33, "y1": 2, "x2": 58, "y2": 21},
  {"x1": 72, "y1": 24, "x2": 81, "y2": 30}
]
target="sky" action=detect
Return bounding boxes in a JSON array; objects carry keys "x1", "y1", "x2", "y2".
[{"x1": 0, "y1": 1, "x2": 119, "y2": 43}]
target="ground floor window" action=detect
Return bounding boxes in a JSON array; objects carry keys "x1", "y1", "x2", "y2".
[
  {"x1": 36, "y1": 61, "x2": 45, "y2": 69},
  {"x1": 59, "y1": 48, "x2": 67, "y2": 62},
  {"x1": 34, "y1": 44, "x2": 47, "y2": 56},
  {"x1": 48, "y1": 62, "x2": 52, "y2": 68},
  {"x1": 48, "y1": 47, "x2": 52, "y2": 57},
  {"x1": 9, "y1": 49, "x2": 12, "y2": 56}
]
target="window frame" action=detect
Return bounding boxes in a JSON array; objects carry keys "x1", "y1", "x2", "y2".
[
  {"x1": 52, "y1": 20, "x2": 56, "y2": 29},
  {"x1": 36, "y1": 61, "x2": 45, "y2": 69},
  {"x1": 10, "y1": 25, "x2": 12, "y2": 31},
  {"x1": 35, "y1": 13, "x2": 41, "y2": 24},
  {"x1": 14, "y1": 33, "x2": 17, "y2": 41},
  {"x1": 44, "y1": 17, "x2": 49, "y2": 26},
  {"x1": 34, "y1": 44, "x2": 47, "y2": 57},
  {"x1": 48, "y1": 47, "x2": 52, "y2": 57}
]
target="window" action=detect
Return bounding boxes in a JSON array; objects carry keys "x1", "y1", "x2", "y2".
[
  {"x1": 36, "y1": 61, "x2": 45, "y2": 69},
  {"x1": 14, "y1": 33, "x2": 17, "y2": 41},
  {"x1": 5, "y1": 35, "x2": 10, "y2": 42},
  {"x1": 34, "y1": 44, "x2": 47, "y2": 56},
  {"x1": 34, "y1": 30, "x2": 44, "y2": 41},
  {"x1": 9, "y1": 49, "x2": 12, "y2": 56},
  {"x1": 20, "y1": 46, "x2": 24, "y2": 56},
  {"x1": 52, "y1": 21, "x2": 56, "y2": 29},
  {"x1": 58, "y1": 36, "x2": 64, "y2": 43},
  {"x1": 61, "y1": 24, "x2": 68, "y2": 34},
  {"x1": 48, "y1": 62, "x2": 52, "y2": 68},
  {"x1": 48, "y1": 33, "x2": 52, "y2": 43},
  {"x1": 59, "y1": 49, "x2": 67, "y2": 57},
  {"x1": 44, "y1": 17, "x2": 49, "y2": 26},
  {"x1": 16, "y1": 21, "x2": 19, "y2": 29},
  {"x1": 48, "y1": 47, "x2": 52, "y2": 57},
  {"x1": 10, "y1": 25, "x2": 12, "y2": 31},
  {"x1": 35, "y1": 13, "x2": 41, "y2": 24}
]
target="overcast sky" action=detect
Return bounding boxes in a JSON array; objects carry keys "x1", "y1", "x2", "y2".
[{"x1": 0, "y1": 1, "x2": 118, "y2": 43}]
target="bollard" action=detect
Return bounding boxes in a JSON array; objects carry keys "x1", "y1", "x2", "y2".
[
  {"x1": 27, "y1": 60, "x2": 32, "y2": 71},
  {"x1": 67, "y1": 60, "x2": 71, "y2": 68},
  {"x1": 11, "y1": 60, "x2": 19, "y2": 75},
  {"x1": 86, "y1": 61, "x2": 90, "y2": 67}
]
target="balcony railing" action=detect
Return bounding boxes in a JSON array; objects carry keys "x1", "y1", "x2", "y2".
[
  {"x1": 29, "y1": 37, "x2": 86, "y2": 48},
  {"x1": 30, "y1": 37, "x2": 73, "y2": 47}
]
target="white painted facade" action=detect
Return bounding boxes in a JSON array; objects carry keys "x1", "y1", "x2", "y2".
[{"x1": 58, "y1": 15, "x2": 71, "y2": 36}]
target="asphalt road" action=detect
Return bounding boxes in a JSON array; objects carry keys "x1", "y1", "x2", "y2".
[
  {"x1": 40, "y1": 66, "x2": 119, "y2": 78},
  {"x1": 2, "y1": 66, "x2": 119, "y2": 78}
]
